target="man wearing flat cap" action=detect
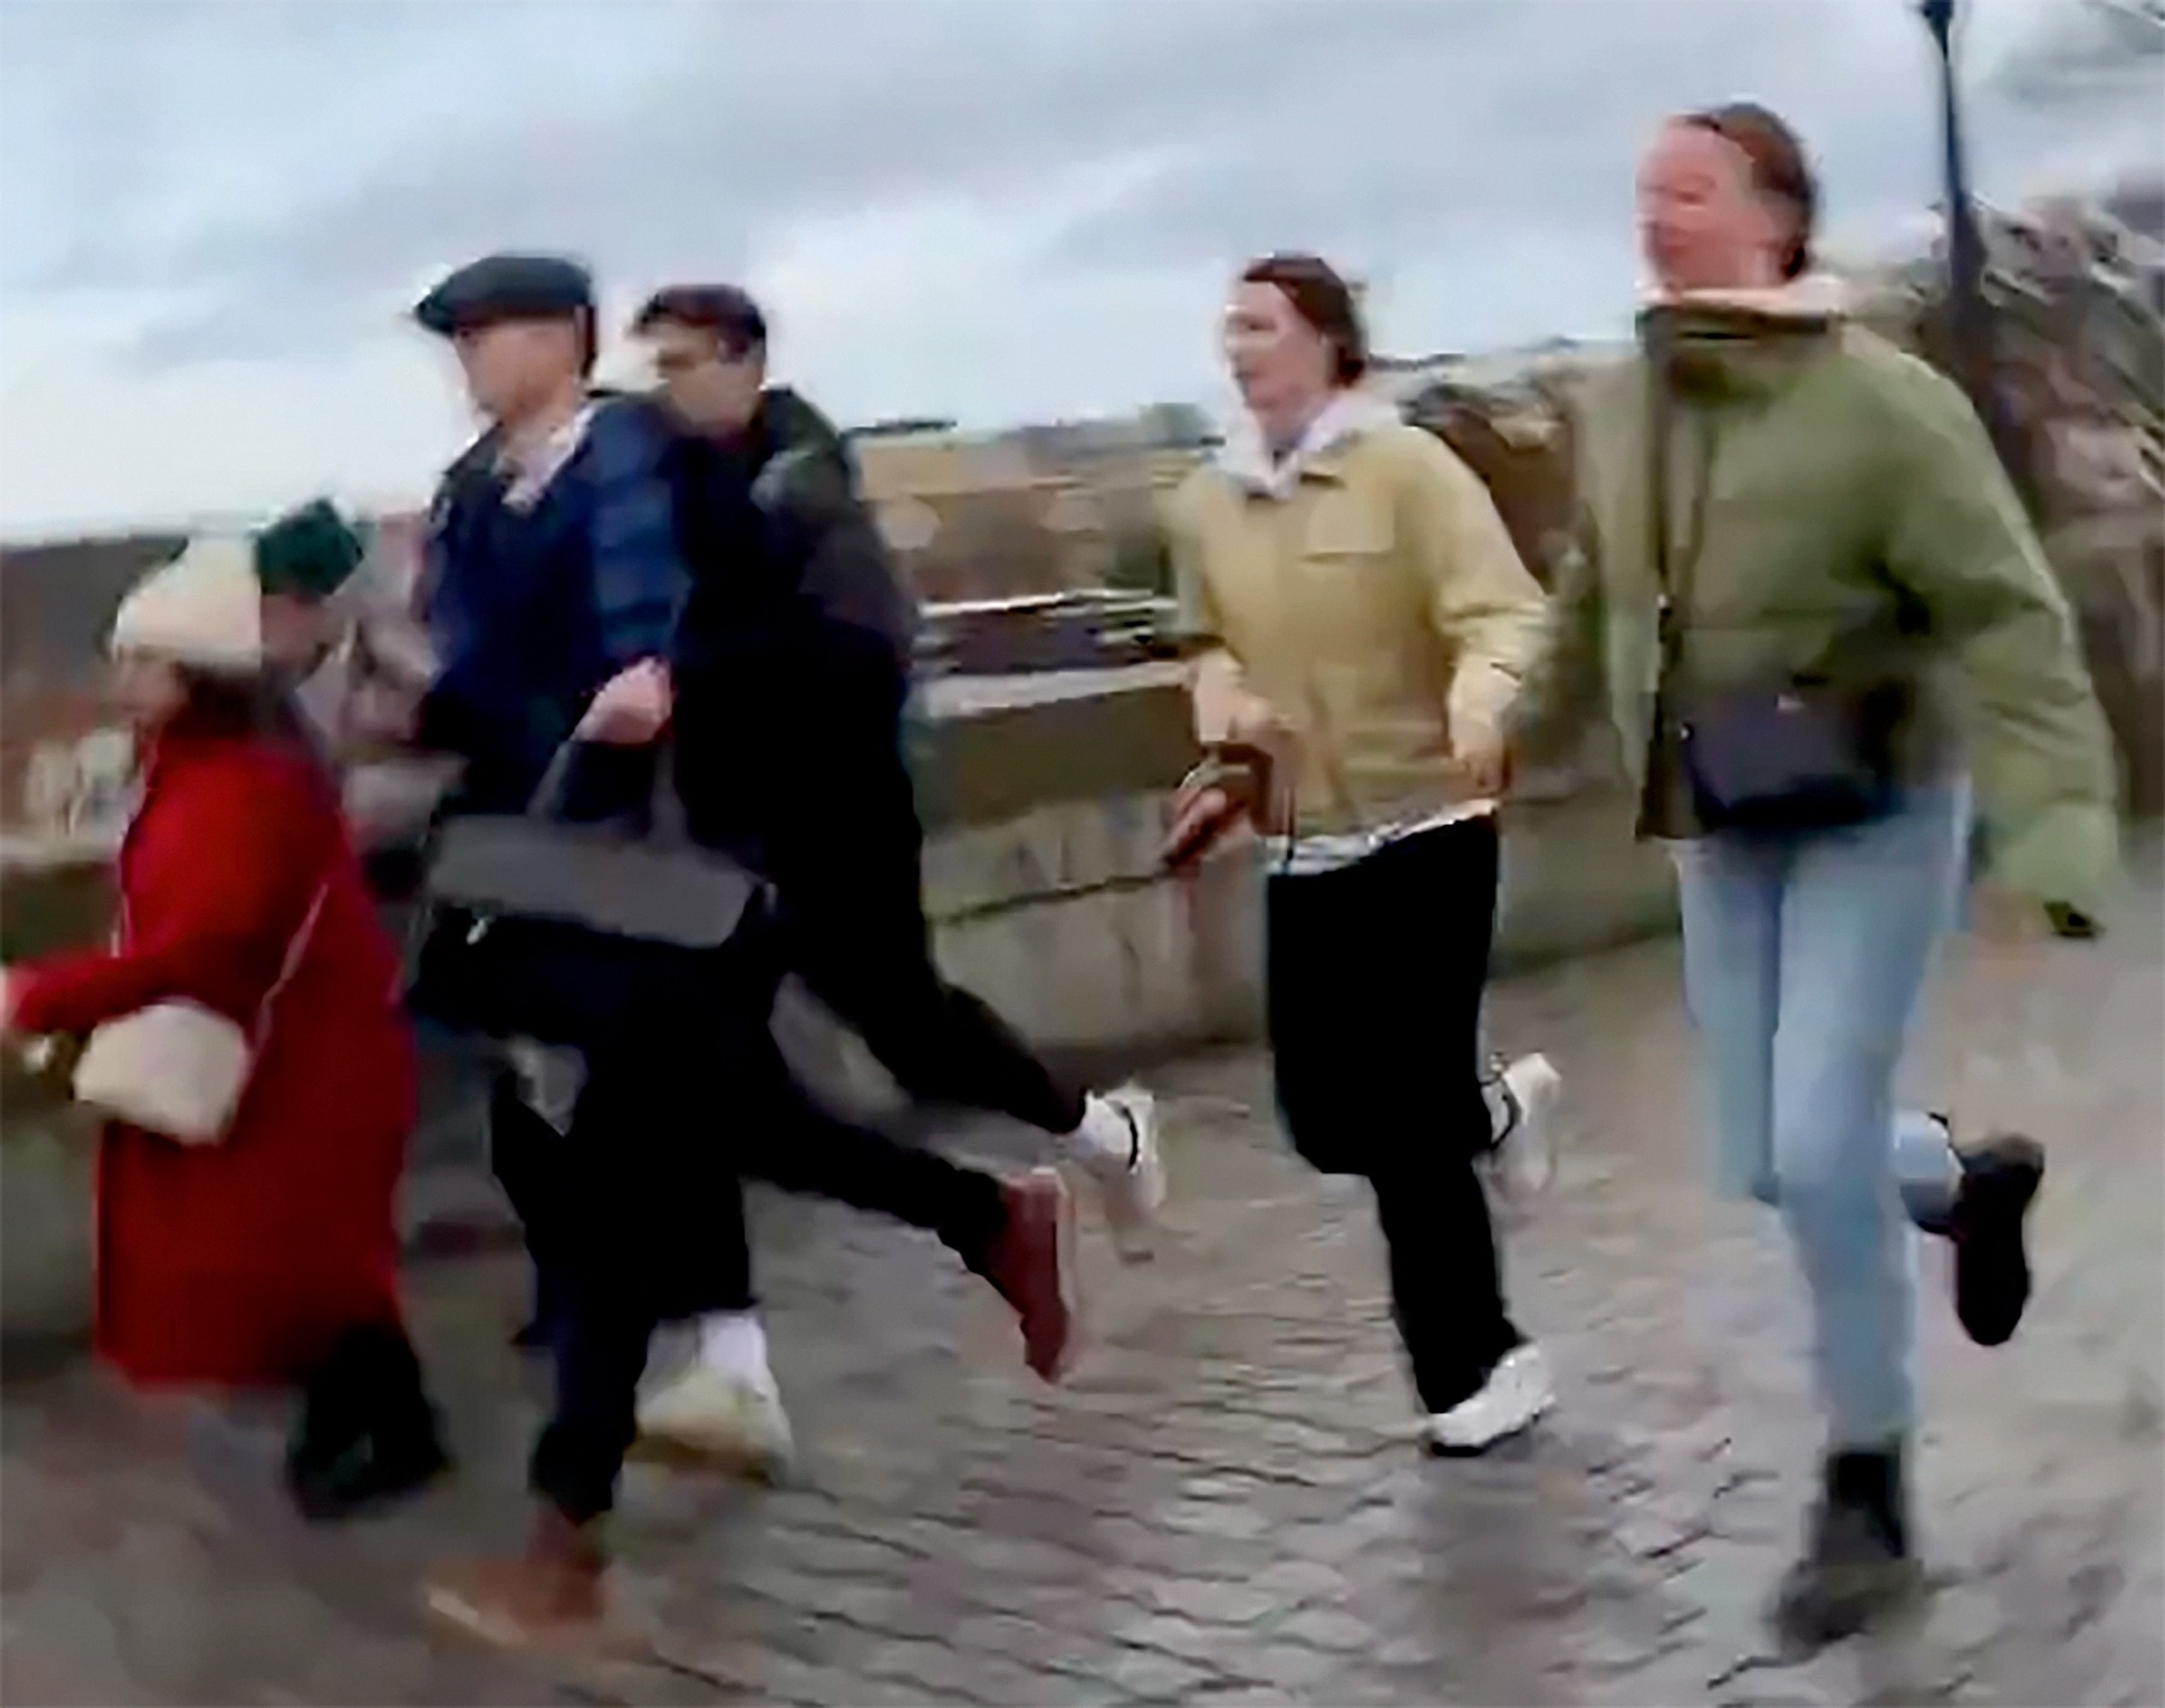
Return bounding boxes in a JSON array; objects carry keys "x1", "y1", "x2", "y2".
[
  {"x1": 407, "y1": 253, "x2": 681, "y2": 786},
  {"x1": 407, "y1": 254, "x2": 1078, "y2": 1646},
  {"x1": 412, "y1": 253, "x2": 600, "y2": 345}
]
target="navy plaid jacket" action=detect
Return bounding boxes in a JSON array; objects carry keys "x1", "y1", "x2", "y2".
[{"x1": 418, "y1": 397, "x2": 690, "y2": 811}]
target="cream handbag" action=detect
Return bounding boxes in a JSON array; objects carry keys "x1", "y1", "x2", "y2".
[{"x1": 72, "y1": 884, "x2": 330, "y2": 1145}]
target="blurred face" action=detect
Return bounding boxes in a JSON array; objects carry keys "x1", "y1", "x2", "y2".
[
  {"x1": 643, "y1": 321, "x2": 765, "y2": 434},
  {"x1": 109, "y1": 653, "x2": 187, "y2": 734},
  {"x1": 450, "y1": 315, "x2": 583, "y2": 421},
  {"x1": 1636, "y1": 120, "x2": 1788, "y2": 295},
  {"x1": 1221, "y1": 283, "x2": 1333, "y2": 422},
  {"x1": 259, "y1": 590, "x2": 338, "y2": 674},
  {"x1": 1222, "y1": 281, "x2": 1336, "y2": 424}
]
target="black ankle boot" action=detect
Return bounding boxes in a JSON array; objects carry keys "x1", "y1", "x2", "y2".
[
  {"x1": 287, "y1": 1325, "x2": 452, "y2": 1523},
  {"x1": 1950, "y1": 1134, "x2": 2045, "y2": 1348},
  {"x1": 2044, "y1": 902, "x2": 2099, "y2": 941},
  {"x1": 1769, "y1": 1444, "x2": 1922, "y2": 1653},
  {"x1": 288, "y1": 1421, "x2": 451, "y2": 1523}
]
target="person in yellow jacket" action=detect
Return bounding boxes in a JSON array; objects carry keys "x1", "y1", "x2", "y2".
[{"x1": 1164, "y1": 253, "x2": 1562, "y2": 1455}]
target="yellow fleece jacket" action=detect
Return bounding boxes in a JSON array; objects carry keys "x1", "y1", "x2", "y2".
[{"x1": 1167, "y1": 392, "x2": 1549, "y2": 838}]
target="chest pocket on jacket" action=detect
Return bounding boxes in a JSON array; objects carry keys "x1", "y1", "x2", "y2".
[{"x1": 1302, "y1": 488, "x2": 1394, "y2": 562}]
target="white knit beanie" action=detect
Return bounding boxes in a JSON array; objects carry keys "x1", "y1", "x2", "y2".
[{"x1": 109, "y1": 536, "x2": 265, "y2": 672}]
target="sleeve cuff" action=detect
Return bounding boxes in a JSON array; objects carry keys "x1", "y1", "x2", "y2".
[
  {"x1": 1983, "y1": 800, "x2": 2121, "y2": 920},
  {"x1": 1448, "y1": 667, "x2": 1519, "y2": 749}
]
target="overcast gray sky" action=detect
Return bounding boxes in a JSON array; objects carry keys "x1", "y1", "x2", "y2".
[{"x1": 0, "y1": 0, "x2": 2155, "y2": 537}]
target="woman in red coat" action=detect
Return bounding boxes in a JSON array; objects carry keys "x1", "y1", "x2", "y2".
[{"x1": 1, "y1": 534, "x2": 447, "y2": 1518}]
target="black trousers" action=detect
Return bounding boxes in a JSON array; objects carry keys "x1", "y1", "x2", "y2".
[
  {"x1": 518, "y1": 936, "x2": 1009, "y2": 1525},
  {"x1": 779, "y1": 824, "x2": 1085, "y2": 1140},
  {"x1": 677, "y1": 639, "x2": 1085, "y2": 1141},
  {"x1": 488, "y1": 1078, "x2": 591, "y2": 1330},
  {"x1": 1265, "y1": 816, "x2": 1522, "y2": 1415}
]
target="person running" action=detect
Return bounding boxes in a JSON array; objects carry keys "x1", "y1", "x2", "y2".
[
  {"x1": 1162, "y1": 253, "x2": 1561, "y2": 1456},
  {"x1": 622, "y1": 283, "x2": 1164, "y2": 1468},
  {"x1": 1506, "y1": 104, "x2": 2118, "y2": 1649},
  {"x1": 0, "y1": 536, "x2": 448, "y2": 1521},
  {"x1": 398, "y1": 255, "x2": 1077, "y2": 1648}
]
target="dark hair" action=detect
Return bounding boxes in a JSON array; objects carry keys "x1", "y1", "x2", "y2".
[
  {"x1": 574, "y1": 307, "x2": 598, "y2": 378},
  {"x1": 1238, "y1": 253, "x2": 1369, "y2": 384},
  {"x1": 1681, "y1": 101, "x2": 1818, "y2": 281},
  {"x1": 631, "y1": 284, "x2": 769, "y2": 358}
]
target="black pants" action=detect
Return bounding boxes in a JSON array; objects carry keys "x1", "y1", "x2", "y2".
[
  {"x1": 1265, "y1": 816, "x2": 1521, "y2": 1415},
  {"x1": 678, "y1": 639, "x2": 1085, "y2": 1140},
  {"x1": 488, "y1": 1077, "x2": 590, "y2": 1332},
  {"x1": 779, "y1": 828, "x2": 1085, "y2": 1139},
  {"x1": 519, "y1": 941, "x2": 1009, "y2": 1526}
]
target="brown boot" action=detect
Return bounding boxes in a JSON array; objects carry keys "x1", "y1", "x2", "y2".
[
  {"x1": 981, "y1": 1168, "x2": 1079, "y2": 1382},
  {"x1": 423, "y1": 1505, "x2": 609, "y2": 1654}
]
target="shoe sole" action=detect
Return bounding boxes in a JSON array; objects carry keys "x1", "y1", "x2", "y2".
[
  {"x1": 1092, "y1": 1151, "x2": 1166, "y2": 1265},
  {"x1": 291, "y1": 1446, "x2": 452, "y2": 1524},
  {"x1": 1092, "y1": 1094, "x2": 1165, "y2": 1265},
  {"x1": 1426, "y1": 1391, "x2": 1553, "y2": 1457},
  {"x1": 1955, "y1": 1137, "x2": 2044, "y2": 1348},
  {"x1": 623, "y1": 1428, "x2": 791, "y2": 1482},
  {"x1": 1051, "y1": 1170, "x2": 1082, "y2": 1380},
  {"x1": 1426, "y1": 1353, "x2": 1555, "y2": 1457},
  {"x1": 1769, "y1": 1559, "x2": 1925, "y2": 1656},
  {"x1": 1026, "y1": 1168, "x2": 1082, "y2": 1382},
  {"x1": 423, "y1": 1583, "x2": 641, "y2": 1661},
  {"x1": 1496, "y1": 1058, "x2": 1560, "y2": 1200}
]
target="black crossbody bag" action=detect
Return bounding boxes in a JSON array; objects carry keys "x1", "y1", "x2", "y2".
[{"x1": 1646, "y1": 326, "x2": 1908, "y2": 834}]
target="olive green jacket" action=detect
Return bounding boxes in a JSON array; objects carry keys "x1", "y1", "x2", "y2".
[{"x1": 1511, "y1": 290, "x2": 2119, "y2": 915}]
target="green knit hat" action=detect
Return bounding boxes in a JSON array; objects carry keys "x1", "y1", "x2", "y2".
[{"x1": 254, "y1": 499, "x2": 365, "y2": 601}]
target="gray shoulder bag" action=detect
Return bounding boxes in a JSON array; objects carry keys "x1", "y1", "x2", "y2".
[{"x1": 423, "y1": 741, "x2": 765, "y2": 951}]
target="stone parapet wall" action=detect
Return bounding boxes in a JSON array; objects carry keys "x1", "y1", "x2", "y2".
[{"x1": 0, "y1": 672, "x2": 1679, "y2": 1344}]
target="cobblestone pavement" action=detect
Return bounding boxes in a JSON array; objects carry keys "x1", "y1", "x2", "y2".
[{"x1": 4, "y1": 845, "x2": 2159, "y2": 1707}]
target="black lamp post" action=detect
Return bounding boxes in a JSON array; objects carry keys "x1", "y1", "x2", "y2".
[{"x1": 1918, "y1": 0, "x2": 2030, "y2": 494}]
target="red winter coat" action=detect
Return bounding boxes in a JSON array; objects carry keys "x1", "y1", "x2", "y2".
[{"x1": 9, "y1": 729, "x2": 417, "y2": 1389}]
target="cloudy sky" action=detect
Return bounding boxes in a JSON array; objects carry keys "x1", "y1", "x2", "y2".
[{"x1": 1, "y1": 0, "x2": 2155, "y2": 538}]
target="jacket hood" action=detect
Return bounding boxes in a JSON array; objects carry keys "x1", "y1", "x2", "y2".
[
  {"x1": 1638, "y1": 273, "x2": 1850, "y2": 398},
  {"x1": 1215, "y1": 388, "x2": 1402, "y2": 500},
  {"x1": 1645, "y1": 271, "x2": 1850, "y2": 322},
  {"x1": 747, "y1": 386, "x2": 862, "y2": 518},
  {"x1": 758, "y1": 386, "x2": 852, "y2": 469}
]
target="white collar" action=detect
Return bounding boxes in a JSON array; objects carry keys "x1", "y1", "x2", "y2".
[
  {"x1": 1643, "y1": 272, "x2": 1850, "y2": 321},
  {"x1": 498, "y1": 402, "x2": 598, "y2": 510},
  {"x1": 1214, "y1": 388, "x2": 1401, "y2": 500}
]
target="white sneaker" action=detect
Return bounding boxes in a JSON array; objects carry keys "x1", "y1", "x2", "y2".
[
  {"x1": 1484, "y1": 1053, "x2": 1561, "y2": 1205},
  {"x1": 1077, "y1": 1086, "x2": 1166, "y2": 1263},
  {"x1": 631, "y1": 1365, "x2": 794, "y2": 1481},
  {"x1": 1426, "y1": 1343, "x2": 1555, "y2": 1456}
]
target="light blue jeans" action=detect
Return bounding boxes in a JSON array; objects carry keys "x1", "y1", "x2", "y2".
[{"x1": 1674, "y1": 781, "x2": 1971, "y2": 1449}]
